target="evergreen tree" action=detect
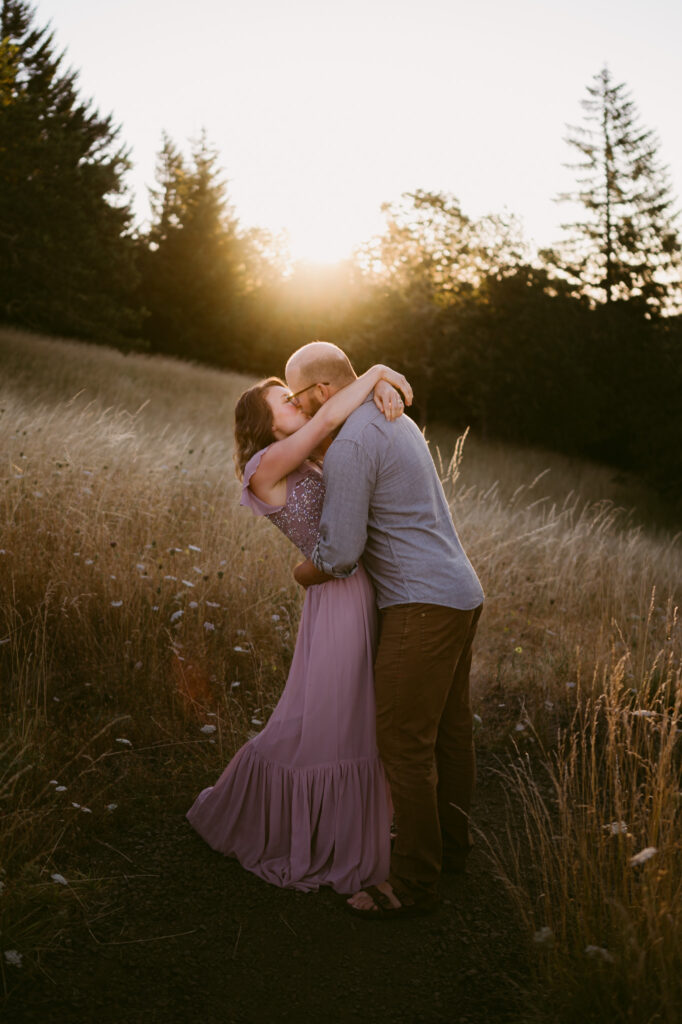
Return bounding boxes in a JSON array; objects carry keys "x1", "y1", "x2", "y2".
[
  {"x1": 139, "y1": 131, "x2": 245, "y2": 365},
  {"x1": 545, "y1": 66, "x2": 681, "y2": 314},
  {"x1": 0, "y1": 0, "x2": 140, "y2": 341}
]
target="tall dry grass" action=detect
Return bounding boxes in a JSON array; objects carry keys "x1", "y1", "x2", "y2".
[{"x1": 1, "y1": 327, "x2": 680, "y2": 1017}]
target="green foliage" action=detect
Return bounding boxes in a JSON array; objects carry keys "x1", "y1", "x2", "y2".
[
  {"x1": 544, "y1": 66, "x2": 682, "y2": 315},
  {"x1": 138, "y1": 130, "x2": 250, "y2": 366},
  {"x1": 0, "y1": 0, "x2": 140, "y2": 343}
]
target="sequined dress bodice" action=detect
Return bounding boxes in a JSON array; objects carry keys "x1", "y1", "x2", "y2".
[{"x1": 266, "y1": 468, "x2": 325, "y2": 559}]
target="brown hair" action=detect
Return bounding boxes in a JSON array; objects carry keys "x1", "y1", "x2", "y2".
[{"x1": 233, "y1": 377, "x2": 284, "y2": 480}]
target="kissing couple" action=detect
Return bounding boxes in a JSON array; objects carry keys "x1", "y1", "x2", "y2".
[{"x1": 187, "y1": 341, "x2": 484, "y2": 919}]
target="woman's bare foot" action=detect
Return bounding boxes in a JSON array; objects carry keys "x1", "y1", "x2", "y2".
[{"x1": 346, "y1": 881, "x2": 402, "y2": 912}]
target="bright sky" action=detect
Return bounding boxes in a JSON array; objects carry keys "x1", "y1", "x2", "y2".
[{"x1": 34, "y1": 0, "x2": 682, "y2": 264}]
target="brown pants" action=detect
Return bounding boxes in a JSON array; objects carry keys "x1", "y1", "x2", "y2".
[{"x1": 374, "y1": 602, "x2": 483, "y2": 906}]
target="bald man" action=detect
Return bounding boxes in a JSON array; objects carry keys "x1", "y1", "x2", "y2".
[{"x1": 286, "y1": 341, "x2": 484, "y2": 919}]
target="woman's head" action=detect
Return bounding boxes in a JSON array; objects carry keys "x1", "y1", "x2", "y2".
[{"x1": 233, "y1": 377, "x2": 308, "y2": 478}]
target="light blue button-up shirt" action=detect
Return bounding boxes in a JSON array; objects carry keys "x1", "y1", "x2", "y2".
[{"x1": 311, "y1": 398, "x2": 484, "y2": 611}]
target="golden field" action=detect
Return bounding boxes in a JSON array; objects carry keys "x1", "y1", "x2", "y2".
[{"x1": 1, "y1": 327, "x2": 680, "y2": 1021}]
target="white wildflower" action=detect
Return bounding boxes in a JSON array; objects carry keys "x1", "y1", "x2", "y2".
[
  {"x1": 181, "y1": 579, "x2": 194, "y2": 588},
  {"x1": 106, "y1": 803, "x2": 118, "y2": 811},
  {"x1": 55, "y1": 785, "x2": 67, "y2": 792},
  {"x1": 136, "y1": 563, "x2": 145, "y2": 571},
  {"x1": 193, "y1": 566, "x2": 203, "y2": 574},
  {"x1": 204, "y1": 622, "x2": 215, "y2": 632},
  {"x1": 630, "y1": 846, "x2": 658, "y2": 866},
  {"x1": 544, "y1": 700, "x2": 554, "y2": 710},
  {"x1": 233, "y1": 645, "x2": 247, "y2": 653},
  {"x1": 110, "y1": 600, "x2": 123, "y2": 608},
  {"x1": 188, "y1": 545, "x2": 201, "y2": 552},
  {"x1": 251, "y1": 718, "x2": 263, "y2": 726},
  {"x1": 51, "y1": 873, "x2": 68, "y2": 885},
  {"x1": 81, "y1": 807, "x2": 92, "y2": 813},
  {"x1": 188, "y1": 600, "x2": 198, "y2": 609},
  {"x1": 231, "y1": 681, "x2": 241, "y2": 689},
  {"x1": 4, "y1": 950, "x2": 22, "y2": 967},
  {"x1": 134, "y1": 661, "x2": 143, "y2": 671},
  {"x1": 566, "y1": 681, "x2": 576, "y2": 689},
  {"x1": 48, "y1": 779, "x2": 59, "y2": 785},
  {"x1": 152, "y1": 605, "x2": 159, "y2": 611},
  {"x1": 603, "y1": 821, "x2": 628, "y2": 835},
  {"x1": 53, "y1": 696, "x2": 60, "y2": 702},
  {"x1": 71, "y1": 802, "x2": 81, "y2": 809},
  {"x1": 115, "y1": 737, "x2": 132, "y2": 747},
  {"x1": 514, "y1": 722, "x2": 527, "y2": 732},
  {"x1": 533, "y1": 927, "x2": 554, "y2": 946},
  {"x1": 200, "y1": 724, "x2": 217, "y2": 735},
  {"x1": 206, "y1": 601, "x2": 220, "y2": 608},
  {"x1": 632, "y1": 709, "x2": 655, "y2": 718},
  {"x1": 271, "y1": 614, "x2": 281, "y2": 622},
  {"x1": 170, "y1": 610, "x2": 184, "y2": 623},
  {"x1": 85, "y1": 558, "x2": 94, "y2": 565},
  {"x1": 585, "y1": 945, "x2": 615, "y2": 963},
  {"x1": 164, "y1": 575, "x2": 178, "y2": 581}
]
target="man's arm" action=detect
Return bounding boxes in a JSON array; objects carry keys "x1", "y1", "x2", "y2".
[
  {"x1": 293, "y1": 559, "x2": 333, "y2": 588},
  {"x1": 311, "y1": 438, "x2": 374, "y2": 577}
]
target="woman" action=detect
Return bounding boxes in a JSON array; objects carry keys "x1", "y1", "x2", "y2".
[{"x1": 186, "y1": 364, "x2": 412, "y2": 894}]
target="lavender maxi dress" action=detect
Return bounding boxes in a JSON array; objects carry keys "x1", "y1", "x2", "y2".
[{"x1": 186, "y1": 448, "x2": 391, "y2": 893}]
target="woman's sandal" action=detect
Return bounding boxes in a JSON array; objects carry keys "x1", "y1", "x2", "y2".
[{"x1": 345, "y1": 885, "x2": 436, "y2": 921}]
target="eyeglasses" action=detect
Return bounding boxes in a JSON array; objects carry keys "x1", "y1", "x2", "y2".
[{"x1": 284, "y1": 381, "x2": 330, "y2": 405}]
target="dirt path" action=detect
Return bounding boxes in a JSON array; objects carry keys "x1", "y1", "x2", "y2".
[{"x1": 7, "y1": 753, "x2": 530, "y2": 1024}]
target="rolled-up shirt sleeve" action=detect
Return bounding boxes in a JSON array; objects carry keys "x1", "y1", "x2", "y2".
[{"x1": 311, "y1": 438, "x2": 374, "y2": 578}]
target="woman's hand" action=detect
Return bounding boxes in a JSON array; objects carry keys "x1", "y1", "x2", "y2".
[
  {"x1": 373, "y1": 380, "x2": 406, "y2": 421},
  {"x1": 374, "y1": 365, "x2": 413, "y2": 407}
]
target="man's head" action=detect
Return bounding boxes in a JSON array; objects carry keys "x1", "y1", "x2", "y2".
[{"x1": 285, "y1": 341, "x2": 357, "y2": 416}]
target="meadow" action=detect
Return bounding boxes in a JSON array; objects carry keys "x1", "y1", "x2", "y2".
[{"x1": 1, "y1": 327, "x2": 680, "y2": 1022}]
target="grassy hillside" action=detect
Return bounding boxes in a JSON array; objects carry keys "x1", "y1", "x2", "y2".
[{"x1": 1, "y1": 327, "x2": 680, "y2": 1020}]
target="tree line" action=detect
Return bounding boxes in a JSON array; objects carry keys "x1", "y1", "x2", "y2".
[{"x1": 1, "y1": 0, "x2": 681, "y2": 508}]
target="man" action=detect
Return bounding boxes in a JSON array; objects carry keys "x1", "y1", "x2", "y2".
[{"x1": 285, "y1": 341, "x2": 484, "y2": 918}]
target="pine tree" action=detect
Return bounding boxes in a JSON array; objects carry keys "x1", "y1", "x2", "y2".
[
  {"x1": 139, "y1": 131, "x2": 245, "y2": 365},
  {"x1": 0, "y1": 0, "x2": 140, "y2": 341},
  {"x1": 546, "y1": 66, "x2": 681, "y2": 315}
]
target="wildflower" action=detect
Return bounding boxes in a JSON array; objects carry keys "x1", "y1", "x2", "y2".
[
  {"x1": 85, "y1": 558, "x2": 94, "y2": 565},
  {"x1": 533, "y1": 927, "x2": 554, "y2": 946},
  {"x1": 0, "y1": 638, "x2": 9, "y2": 646},
  {"x1": 231, "y1": 681, "x2": 241, "y2": 689},
  {"x1": 49, "y1": 779, "x2": 59, "y2": 785},
  {"x1": 629, "y1": 846, "x2": 657, "y2": 866},
  {"x1": 106, "y1": 803, "x2": 118, "y2": 811},
  {"x1": 182, "y1": 579, "x2": 195, "y2": 588},
  {"x1": 514, "y1": 646, "x2": 523, "y2": 654},
  {"x1": 585, "y1": 945, "x2": 615, "y2": 963},
  {"x1": 110, "y1": 600, "x2": 123, "y2": 608},
  {"x1": 251, "y1": 718, "x2": 263, "y2": 726},
  {"x1": 271, "y1": 614, "x2": 281, "y2": 622},
  {"x1": 55, "y1": 785, "x2": 67, "y2": 792},
  {"x1": 566, "y1": 681, "x2": 576, "y2": 689},
  {"x1": 234, "y1": 645, "x2": 248, "y2": 653},
  {"x1": 206, "y1": 601, "x2": 220, "y2": 608},
  {"x1": 204, "y1": 622, "x2": 215, "y2": 632},
  {"x1": 53, "y1": 696, "x2": 60, "y2": 702},
  {"x1": 188, "y1": 545, "x2": 201, "y2": 552},
  {"x1": 115, "y1": 737, "x2": 132, "y2": 747},
  {"x1": 514, "y1": 722, "x2": 527, "y2": 732},
  {"x1": 136, "y1": 563, "x2": 145, "y2": 571},
  {"x1": 544, "y1": 700, "x2": 554, "y2": 710},
  {"x1": 72, "y1": 802, "x2": 81, "y2": 809},
  {"x1": 189, "y1": 601, "x2": 198, "y2": 609},
  {"x1": 603, "y1": 821, "x2": 628, "y2": 835},
  {"x1": 152, "y1": 605, "x2": 159, "y2": 612},
  {"x1": 193, "y1": 566, "x2": 203, "y2": 574},
  {"x1": 164, "y1": 575, "x2": 178, "y2": 581},
  {"x1": 81, "y1": 807, "x2": 92, "y2": 813},
  {"x1": 4, "y1": 950, "x2": 22, "y2": 967},
  {"x1": 51, "y1": 873, "x2": 68, "y2": 885},
  {"x1": 632, "y1": 709, "x2": 655, "y2": 718},
  {"x1": 170, "y1": 610, "x2": 184, "y2": 623},
  {"x1": 200, "y1": 724, "x2": 217, "y2": 735}
]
